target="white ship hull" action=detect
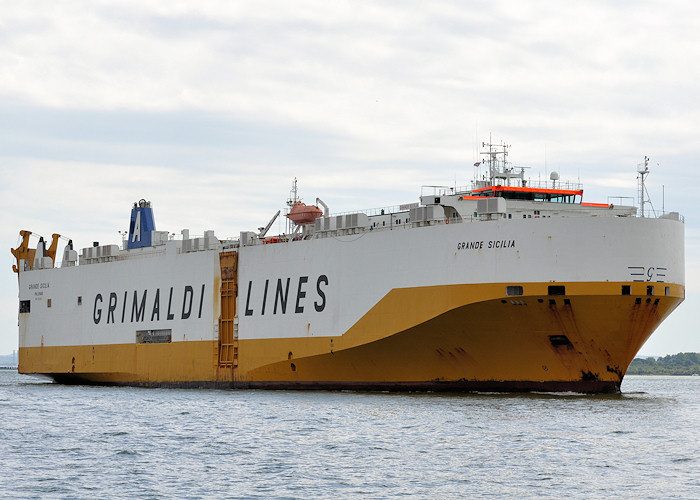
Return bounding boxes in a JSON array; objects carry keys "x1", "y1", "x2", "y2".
[{"x1": 17, "y1": 214, "x2": 684, "y2": 392}]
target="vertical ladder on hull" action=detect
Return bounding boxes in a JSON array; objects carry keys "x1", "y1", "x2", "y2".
[{"x1": 218, "y1": 251, "x2": 238, "y2": 376}]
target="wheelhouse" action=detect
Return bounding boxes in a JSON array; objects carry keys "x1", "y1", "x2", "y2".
[{"x1": 471, "y1": 185, "x2": 583, "y2": 204}]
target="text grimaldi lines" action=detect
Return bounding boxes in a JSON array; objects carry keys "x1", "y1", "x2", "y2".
[
  {"x1": 91, "y1": 275, "x2": 329, "y2": 325},
  {"x1": 245, "y1": 275, "x2": 328, "y2": 316},
  {"x1": 93, "y1": 285, "x2": 206, "y2": 325}
]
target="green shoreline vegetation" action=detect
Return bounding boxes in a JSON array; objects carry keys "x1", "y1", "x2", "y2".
[{"x1": 627, "y1": 352, "x2": 700, "y2": 376}]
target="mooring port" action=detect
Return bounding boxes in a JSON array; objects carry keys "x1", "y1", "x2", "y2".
[
  {"x1": 549, "y1": 299, "x2": 556, "y2": 305},
  {"x1": 635, "y1": 298, "x2": 642, "y2": 305},
  {"x1": 549, "y1": 335, "x2": 573, "y2": 348},
  {"x1": 290, "y1": 363, "x2": 296, "y2": 372},
  {"x1": 563, "y1": 298, "x2": 571, "y2": 306},
  {"x1": 653, "y1": 298, "x2": 660, "y2": 305},
  {"x1": 580, "y1": 370, "x2": 599, "y2": 381}
]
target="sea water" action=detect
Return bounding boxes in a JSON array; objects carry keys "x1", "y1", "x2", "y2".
[{"x1": 0, "y1": 371, "x2": 698, "y2": 499}]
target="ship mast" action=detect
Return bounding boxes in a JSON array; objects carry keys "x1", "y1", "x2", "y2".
[
  {"x1": 286, "y1": 177, "x2": 299, "y2": 233},
  {"x1": 637, "y1": 156, "x2": 650, "y2": 218},
  {"x1": 478, "y1": 137, "x2": 525, "y2": 188}
]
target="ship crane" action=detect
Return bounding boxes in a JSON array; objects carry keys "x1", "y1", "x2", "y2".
[
  {"x1": 11, "y1": 231, "x2": 70, "y2": 275},
  {"x1": 258, "y1": 210, "x2": 281, "y2": 238}
]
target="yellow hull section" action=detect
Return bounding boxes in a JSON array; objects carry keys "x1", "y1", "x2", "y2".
[{"x1": 19, "y1": 281, "x2": 684, "y2": 393}]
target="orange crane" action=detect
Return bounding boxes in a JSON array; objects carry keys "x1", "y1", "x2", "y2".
[
  {"x1": 11, "y1": 231, "x2": 62, "y2": 274},
  {"x1": 46, "y1": 233, "x2": 61, "y2": 265},
  {"x1": 11, "y1": 230, "x2": 35, "y2": 273}
]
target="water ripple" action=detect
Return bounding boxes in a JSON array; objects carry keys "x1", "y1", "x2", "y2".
[{"x1": 0, "y1": 372, "x2": 699, "y2": 498}]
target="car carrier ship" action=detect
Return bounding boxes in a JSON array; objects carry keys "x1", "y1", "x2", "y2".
[{"x1": 12, "y1": 142, "x2": 685, "y2": 393}]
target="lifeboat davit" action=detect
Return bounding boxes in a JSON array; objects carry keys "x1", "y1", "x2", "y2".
[{"x1": 286, "y1": 202, "x2": 323, "y2": 225}]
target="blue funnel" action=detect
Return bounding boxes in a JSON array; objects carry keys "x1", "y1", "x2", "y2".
[{"x1": 127, "y1": 199, "x2": 156, "y2": 249}]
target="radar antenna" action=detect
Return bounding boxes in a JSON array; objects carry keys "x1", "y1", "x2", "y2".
[{"x1": 477, "y1": 137, "x2": 526, "y2": 188}]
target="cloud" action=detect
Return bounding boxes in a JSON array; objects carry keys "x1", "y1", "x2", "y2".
[{"x1": 4, "y1": 2, "x2": 700, "y2": 151}]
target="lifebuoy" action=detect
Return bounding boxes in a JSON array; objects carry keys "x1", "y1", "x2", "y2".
[{"x1": 446, "y1": 218, "x2": 450, "y2": 224}]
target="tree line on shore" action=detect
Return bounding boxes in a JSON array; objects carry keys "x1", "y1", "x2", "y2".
[{"x1": 628, "y1": 352, "x2": 700, "y2": 375}]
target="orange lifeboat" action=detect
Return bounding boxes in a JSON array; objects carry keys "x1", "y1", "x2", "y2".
[{"x1": 286, "y1": 202, "x2": 323, "y2": 225}]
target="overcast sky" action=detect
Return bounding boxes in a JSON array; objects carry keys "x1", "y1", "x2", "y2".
[{"x1": 1, "y1": 0, "x2": 698, "y2": 356}]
